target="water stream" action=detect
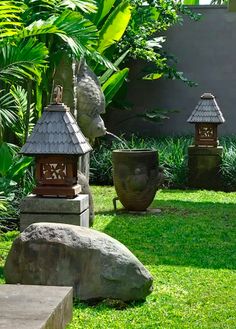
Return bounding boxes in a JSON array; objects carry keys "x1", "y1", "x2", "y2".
[{"x1": 106, "y1": 131, "x2": 129, "y2": 149}]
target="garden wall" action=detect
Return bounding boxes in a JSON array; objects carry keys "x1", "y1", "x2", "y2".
[{"x1": 105, "y1": 5, "x2": 236, "y2": 137}]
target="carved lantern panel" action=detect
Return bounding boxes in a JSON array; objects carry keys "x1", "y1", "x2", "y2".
[
  {"x1": 34, "y1": 155, "x2": 80, "y2": 197},
  {"x1": 195, "y1": 123, "x2": 218, "y2": 147}
]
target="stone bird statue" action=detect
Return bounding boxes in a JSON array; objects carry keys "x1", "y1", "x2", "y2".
[{"x1": 75, "y1": 57, "x2": 107, "y2": 142}]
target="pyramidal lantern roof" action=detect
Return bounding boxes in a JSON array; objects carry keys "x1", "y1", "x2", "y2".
[
  {"x1": 20, "y1": 89, "x2": 92, "y2": 156},
  {"x1": 187, "y1": 93, "x2": 225, "y2": 124}
]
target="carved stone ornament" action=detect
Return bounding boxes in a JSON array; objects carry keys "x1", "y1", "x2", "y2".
[{"x1": 75, "y1": 57, "x2": 107, "y2": 142}]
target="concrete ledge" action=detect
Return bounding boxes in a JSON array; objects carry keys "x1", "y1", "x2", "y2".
[
  {"x1": 20, "y1": 194, "x2": 89, "y2": 214},
  {"x1": 20, "y1": 208, "x2": 89, "y2": 231},
  {"x1": 188, "y1": 145, "x2": 223, "y2": 156},
  {"x1": 0, "y1": 285, "x2": 73, "y2": 329}
]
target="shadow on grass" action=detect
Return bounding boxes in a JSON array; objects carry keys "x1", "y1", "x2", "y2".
[
  {"x1": 98, "y1": 199, "x2": 236, "y2": 270},
  {"x1": 74, "y1": 298, "x2": 145, "y2": 310}
]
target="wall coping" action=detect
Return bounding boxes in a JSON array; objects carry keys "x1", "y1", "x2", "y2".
[{"x1": 186, "y1": 5, "x2": 227, "y2": 9}]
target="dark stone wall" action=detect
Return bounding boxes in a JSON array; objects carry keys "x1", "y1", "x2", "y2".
[{"x1": 105, "y1": 6, "x2": 236, "y2": 137}]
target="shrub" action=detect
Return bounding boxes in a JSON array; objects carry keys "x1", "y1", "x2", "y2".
[{"x1": 221, "y1": 137, "x2": 236, "y2": 191}]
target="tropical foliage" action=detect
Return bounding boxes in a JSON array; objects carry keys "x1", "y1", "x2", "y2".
[
  {"x1": 116, "y1": 0, "x2": 201, "y2": 84},
  {"x1": 93, "y1": 0, "x2": 201, "y2": 123},
  {"x1": 0, "y1": 0, "x2": 133, "y2": 224}
]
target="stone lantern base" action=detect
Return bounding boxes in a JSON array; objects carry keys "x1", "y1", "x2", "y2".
[
  {"x1": 20, "y1": 194, "x2": 89, "y2": 232},
  {"x1": 188, "y1": 145, "x2": 223, "y2": 190}
]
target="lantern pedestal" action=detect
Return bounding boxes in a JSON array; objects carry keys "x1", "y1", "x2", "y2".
[
  {"x1": 20, "y1": 194, "x2": 89, "y2": 232},
  {"x1": 188, "y1": 146, "x2": 223, "y2": 190},
  {"x1": 33, "y1": 184, "x2": 81, "y2": 198}
]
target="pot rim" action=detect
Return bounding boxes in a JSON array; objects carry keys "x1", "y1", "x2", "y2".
[{"x1": 112, "y1": 149, "x2": 156, "y2": 153}]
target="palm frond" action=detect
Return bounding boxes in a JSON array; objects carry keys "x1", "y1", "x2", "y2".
[
  {"x1": 54, "y1": 11, "x2": 98, "y2": 45},
  {"x1": 0, "y1": 1, "x2": 25, "y2": 38},
  {"x1": 7, "y1": 12, "x2": 99, "y2": 56},
  {"x1": 0, "y1": 38, "x2": 48, "y2": 83},
  {"x1": 10, "y1": 85, "x2": 35, "y2": 144},
  {"x1": 23, "y1": 0, "x2": 60, "y2": 23},
  {"x1": 61, "y1": 0, "x2": 97, "y2": 13},
  {"x1": 0, "y1": 90, "x2": 16, "y2": 129},
  {"x1": 23, "y1": 0, "x2": 97, "y2": 23}
]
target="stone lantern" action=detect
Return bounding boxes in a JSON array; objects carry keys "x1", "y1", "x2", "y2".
[
  {"x1": 187, "y1": 93, "x2": 225, "y2": 147},
  {"x1": 187, "y1": 93, "x2": 225, "y2": 190},
  {"x1": 19, "y1": 86, "x2": 92, "y2": 231}
]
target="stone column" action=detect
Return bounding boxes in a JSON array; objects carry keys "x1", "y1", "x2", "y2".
[{"x1": 188, "y1": 146, "x2": 223, "y2": 190}]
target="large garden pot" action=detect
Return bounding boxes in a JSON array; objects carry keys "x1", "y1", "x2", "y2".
[{"x1": 112, "y1": 149, "x2": 160, "y2": 211}]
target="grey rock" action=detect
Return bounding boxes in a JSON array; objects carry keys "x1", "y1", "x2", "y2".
[{"x1": 4, "y1": 223, "x2": 153, "y2": 302}]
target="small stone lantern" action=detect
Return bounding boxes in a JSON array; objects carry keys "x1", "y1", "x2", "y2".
[
  {"x1": 187, "y1": 93, "x2": 225, "y2": 147},
  {"x1": 187, "y1": 92, "x2": 225, "y2": 190},
  {"x1": 20, "y1": 86, "x2": 92, "y2": 198}
]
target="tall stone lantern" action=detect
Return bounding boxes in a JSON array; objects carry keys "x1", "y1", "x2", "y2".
[
  {"x1": 187, "y1": 93, "x2": 225, "y2": 190},
  {"x1": 19, "y1": 86, "x2": 92, "y2": 231},
  {"x1": 187, "y1": 93, "x2": 225, "y2": 147}
]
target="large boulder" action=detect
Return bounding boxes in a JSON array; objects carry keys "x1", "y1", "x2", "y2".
[{"x1": 4, "y1": 223, "x2": 153, "y2": 301}]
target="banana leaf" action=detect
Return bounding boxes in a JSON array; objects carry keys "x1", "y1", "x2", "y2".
[
  {"x1": 183, "y1": 0, "x2": 199, "y2": 5},
  {"x1": 0, "y1": 142, "x2": 13, "y2": 176},
  {"x1": 102, "y1": 68, "x2": 129, "y2": 105},
  {"x1": 6, "y1": 156, "x2": 33, "y2": 182},
  {"x1": 98, "y1": 0, "x2": 131, "y2": 53}
]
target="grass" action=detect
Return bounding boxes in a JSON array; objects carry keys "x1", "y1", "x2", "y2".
[{"x1": 0, "y1": 187, "x2": 236, "y2": 328}]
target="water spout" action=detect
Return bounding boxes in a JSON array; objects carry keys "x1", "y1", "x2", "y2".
[{"x1": 106, "y1": 131, "x2": 129, "y2": 149}]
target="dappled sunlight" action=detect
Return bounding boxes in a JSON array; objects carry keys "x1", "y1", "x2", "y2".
[{"x1": 157, "y1": 189, "x2": 236, "y2": 204}]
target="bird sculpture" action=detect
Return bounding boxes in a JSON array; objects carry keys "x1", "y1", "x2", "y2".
[{"x1": 74, "y1": 57, "x2": 107, "y2": 142}]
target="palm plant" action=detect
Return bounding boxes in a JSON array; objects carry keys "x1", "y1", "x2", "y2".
[
  {"x1": 0, "y1": 0, "x2": 109, "y2": 143},
  {"x1": 0, "y1": 0, "x2": 103, "y2": 207},
  {"x1": 53, "y1": 0, "x2": 132, "y2": 110}
]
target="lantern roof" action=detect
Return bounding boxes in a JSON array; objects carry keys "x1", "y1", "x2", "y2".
[
  {"x1": 187, "y1": 93, "x2": 225, "y2": 124},
  {"x1": 20, "y1": 103, "x2": 92, "y2": 155}
]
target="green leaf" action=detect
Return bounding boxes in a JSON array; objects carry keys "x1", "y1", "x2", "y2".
[
  {"x1": 6, "y1": 156, "x2": 32, "y2": 182},
  {"x1": 183, "y1": 0, "x2": 199, "y2": 4},
  {"x1": 0, "y1": 90, "x2": 16, "y2": 128},
  {"x1": 53, "y1": 11, "x2": 98, "y2": 54},
  {"x1": 10, "y1": 86, "x2": 35, "y2": 145},
  {"x1": 61, "y1": 0, "x2": 97, "y2": 13},
  {"x1": 143, "y1": 72, "x2": 163, "y2": 80},
  {"x1": 96, "y1": 0, "x2": 116, "y2": 24},
  {"x1": 0, "y1": 142, "x2": 13, "y2": 176},
  {"x1": 99, "y1": 49, "x2": 129, "y2": 84},
  {"x1": 98, "y1": 0, "x2": 132, "y2": 53},
  {"x1": 0, "y1": 38, "x2": 48, "y2": 84},
  {"x1": 102, "y1": 68, "x2": 129, "y2": 105},
  {"x1": 0, "y1": 198, "x2": 7, "y2": 211}
]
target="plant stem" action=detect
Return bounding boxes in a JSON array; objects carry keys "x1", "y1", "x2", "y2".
[{"x1": 24, "y1": 81, "x2": 32, "y2": 144}]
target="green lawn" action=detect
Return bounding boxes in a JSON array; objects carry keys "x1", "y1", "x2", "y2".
[{"x1": 1, "y1": 187, "x2": 236, "y2": 328}]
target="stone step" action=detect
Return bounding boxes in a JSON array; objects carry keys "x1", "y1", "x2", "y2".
[{"x1": 0, "y1": 285, "x2": 73, "y2": 329}]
